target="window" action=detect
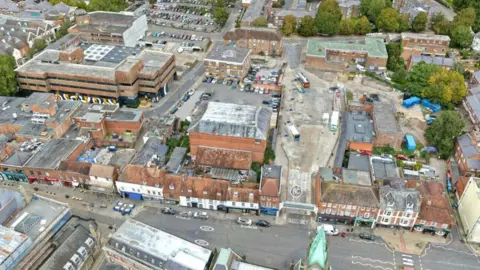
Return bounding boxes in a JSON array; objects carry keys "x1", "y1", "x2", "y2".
[
  {"x1": 147, "y1": 190, "x2": 151, "y2": 194},
  {"x1": 30, "y1": 170, "x2": 34, "y2": 175},
  {"x1": 37, "y1": 171, "x2": 42, "y2": 176},
  {"x1": 234, "y1": 191, "x2": 238, "y2": 197},
  {"x1": 401, "y1": 219, "x2": 409, "y2": 225},
  {"x1": 382, "y1": 217, "x2": 390, "y2": 223},
  {"x1": 441, "y1": 223, "x2": 449, "y2": 229},
  {"x1": 431, "y1": 221, "x2": 437, "y2": 227},
  {"x1": 250, "y1": 203, "x2": 254, "y2": 207},
  {"x1": 385, "y1": 211, "x2": 392, "y2": 216},
  {"x1": 232, "y1": 202, "x2": 236, "y2": 206},
  {"x1": 249, "y1": 193, "x2": 254, "y2": 199},
  {"x1": 420, "y1": 220, "x2": 426, "y2": 225},
  {"x1": 242, "y1": 202, "x2": 245, "y2": 207},
  {"x1": 203, "y1": 191, "x2": 208, "y2": 195},
  {"x1": 405, "y1": 213, "x2": 411, "y2": 218}
]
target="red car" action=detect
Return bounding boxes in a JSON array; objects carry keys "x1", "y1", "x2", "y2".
[
  {"x1": 396, "y1": 154, "x2": 408, "y2": 161},
  {"x1": 359, "y1": 150, "x2": 372, "y2": 156}
]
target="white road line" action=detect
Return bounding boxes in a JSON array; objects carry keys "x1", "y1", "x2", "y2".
[
  {"x1": 403, "y1": 262, "x2": 414, "y2": 266},
  {"x1": 351, "y1": 261, "x2": 394, "y2": 270},
  {"x1": 431, "y1": 244, "x2": 476, "y2": 256},
  {"x1": 240, "y1": 225, "x2": 258, "y2": 229},
  {"x1": 402, "y1": 254, "x2": 413, "y2": 258},
  {"x1": 351, "y1": 256, "x2": 394, "y2": 265}
]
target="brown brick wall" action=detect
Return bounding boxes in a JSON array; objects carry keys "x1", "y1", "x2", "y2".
[
  {"x1": 306, "y1": 54, "x2": 387, "y2": 72},
  {"x1": 223, "y1": 39, "x2": 283, "y2": 56},
  {"x1": 401, "y1": 39, "x2": 449, "y2": 61},
  {"x1": 374, "y1": 133, "x2": 403, "y2": 150},
  {"x1": 189, "y1": 132, "x2": 266, "y2": 163}
]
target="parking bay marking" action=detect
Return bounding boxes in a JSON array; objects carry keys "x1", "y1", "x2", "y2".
[
  {"x1": 176, "y1": 216, "x2": 191, "y2": 220},
  {"x1": 195, "y1": 239, "x2": 209, "y2": 247},
  {"x1": 240, "y1": 225, "x2": 258, "y2": 230},
  {"x1": 200, "y1": 226, "x2": 214, "y2": 232}
]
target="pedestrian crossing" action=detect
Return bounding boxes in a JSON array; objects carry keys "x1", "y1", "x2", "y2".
[{"x1": 401, "y1": 253, "x2": 415, "y2": 267}]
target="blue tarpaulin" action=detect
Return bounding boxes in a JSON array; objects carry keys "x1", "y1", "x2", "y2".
[
  {"x1": 405, "y1": 135, "x2": 416, "y2": 151},
  {"x1": 402, "y1": 96, "x2": 420, "y2": 108},
  {"x1": 421, "y1": 146, "x2": 438, "y2": 152}
]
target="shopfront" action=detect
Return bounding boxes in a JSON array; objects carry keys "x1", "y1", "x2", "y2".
[
  {"x1": 413, "y1": 224, "x2": 450, "y2": 237},
  {"x1": 1, "y1": 171, "x2": 29, "y2": 183}
]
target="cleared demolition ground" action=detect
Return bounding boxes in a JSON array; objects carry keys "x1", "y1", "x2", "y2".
[{"x1": 280, "y1": 67, "x2": 339, "y2": 173}]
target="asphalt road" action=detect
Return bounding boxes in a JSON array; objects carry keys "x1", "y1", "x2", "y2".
[
  {"x1": 133, "y1": 207, "x2": 313, "y2": 269},
  {"x1": 145, "y1": 62, "x2": 205, "y2": 117}
]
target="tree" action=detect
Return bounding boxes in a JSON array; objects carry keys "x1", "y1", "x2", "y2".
[
  {"x1": 264, "y1": 145, "x2": 276, "y2": 164},
  {"x1": 405, "y1": 62, "x2": 442, "y2": 96},
  {"x1": 339, "y1": 18, "x2": 356, "y2": 35},
  {"x1": 361, "y1": 0, "x2": 388, "y2": 22},
  {"x1": 87, "y1": 0, "x2": 127, "y2": 11},
  {"x1": 298, "y1": 15, "x2": 316, "y2": 36},
  {"x1": 0, "y1": 55, "x2": 17, "y2": 96},
  {"x1": 212, "y1": 0, "x2": 229, "y2": 26},
  {"x1": 453, "y1": 7, "x2": 476, "y2": 27},
  {"x1": 386, "y1": 43, "x2": 405, "y2": 72},
  {"x1": 29, "y1": 39, "x2": 47, "y2": 58},
  {"x1": 392, "y1": 68, "x2": 407, "y2": 85},
  {"x1": 376, "y1": 8, "x2": 400, "y2": 32},
  {"x1": 422, "y1": 68, "x2": 467, "y2": 105},
  {"x1": 430, "y1": 12, "x2": 452, "y2": 35},
  {"x1": 355, "y1": 16, "x2": 371, "y2": 35},
  {"x1": 398, "y1": 14, "x2": 410, "y2": 32},
  {"x1": 55, "y1": 19, "x2": 73, "y2": 40},
  {"x1": 282, "y1": 15, "x2": 297, "y2": 36},
  {"x1": 315, "y1": 0, "x2": 342, "y2": 35},
  {"x1": 450, "y1": 25, "x2": 473, "y2": 48},
  {"x1": 425, "y1": 111, "x2": 465, "y2": 159},
  {"x1": 411, "y1": 12, "x2": 428, "y2": 32},
  {"x1": 453, "y1": 0, "x2": 480, "y2": 31},
  {"x1": 251, "y1": 16, "x2": 268, "y2": 27}
]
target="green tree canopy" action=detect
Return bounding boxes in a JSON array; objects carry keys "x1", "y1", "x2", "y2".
[
  {"x1": 251, "y1": 16, "x2": 268, "y2": 27},
  {"x1": 398, "y1": 14, "x2": 410, "y2": 32},
  {"x1": 376, "y1": 8, "x2": 399, "y2": 32},
  {"x1": 405, "y1": 62, "x2": 442, "y2": 96},
  {"x1": 361, "y1": 0, "x2": 389, "y2": 22},
  {"x1": 453, "y1": 7, "x2": 476, "y2": 27},
  {"x1": 453, "y1": 0, "x2": 480, "y2": 31},
  {"x1": 282, "y1": 15, "x2": 297, "y2": 36},
  {"x1": 422, "y1": 68, "x2": 467, "y2": 105},
  {"x1": 29, "y1": 39, "x2": 47, "y2": 58},
  {"x1": 412, "y1": 12, "x2": 428, "y2": 32},
  {"x1": 317, "y1": 0, "x2": 342, "y2": 20},
  {"x1": 450, "y1": 25, "x2": 473, "y2": 48},
  {"x1": 0, "y1": 55, "x2": 17, "y2": 96},
  {"x1": 391, "y1": 68, "x2": 407, "y2": 85},
  {"x1": 425, "y1": 111, "x2": 465, "y2": 159},
  {"x1": 88, "y1": 0, "x2": 127, "y2": 11},
  {"x1": 430, "y1": 12, "x2": 452, "y2": 35},
  {"x1": 315, "y1": 0, "x2": 342, "y2": 35},
  {"x1": 298, "y1": 15, "x2": 316, "y2": 36},
  {"x1": 339, "y1": 18, "x2": 356, "y2": 35},
  {"x1": 355, "y1": 16, "x2": 372, "y2": 35},
  {"x1": 386, "y1": 43, "x2": 405, "y2": 72},
  {"x1": 212, "y1": 0, "x2": 229, "y2": 26}
]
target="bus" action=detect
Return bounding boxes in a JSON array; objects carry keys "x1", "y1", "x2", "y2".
[
  {"x1": 296, "y1": 72, "x2": 310, "y2": 88},
  {"x1": 288, "y1": 125, "x2": 300, "y2": 141},
  {"x1": 330, "y1": 111, "x2": 339, "y2": 131}
]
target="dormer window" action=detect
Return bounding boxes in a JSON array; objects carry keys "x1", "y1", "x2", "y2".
[{"x1": 169, "y1": 184, "x2": 174, "y2": 190}]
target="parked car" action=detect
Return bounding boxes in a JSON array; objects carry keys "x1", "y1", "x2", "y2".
[
  {"x1": 236, "y1": 217, "x2": 252, "y2": 225},
  {"x1": 217, "y1": 205, "x2": 227, "y2": 211},
  {"x1": 259, "y1": 88, "x2": 264, "y2": 94},
  {"x1": 360, "y1": 150, "x2": 372, "y2": 156},
  {"x1": 212, "y1": 78, "x2": 217, "y2": 84},
  {"x1": 396, "y1": 154, "x2": 408, "y2": 161},
  {"x1": 183, "y1": 94, "x2": 190, "y2": 102},
  {"x1": 162, "y1": 207, "x2": 176, "y2": 215},
  {"x1": 272, "y1": 94, "x2": 281, "y2": 98},
  {"x1": 380, "y1": 153, "x2": 393, "y2": 159},
  {"x1": 256, "y1": 220, "x2": 271, "y2": 227},
  {"x1": 359, "y1": 233, "x2": 375, "y2": 241},
  {"x1": 194, "y1": 212, "x2": 209, "y2": 220},
  {"x1": 317, "y1": 224, "x2": 339, "y2": 236},
  {"x1": 188, "y1": 89, "x2": 196, "y2": 96},
  {"x1": 262, "y1": 100, "x2": 271, "y2": 105},
  {"x1": 180, "y1": 211, "x2": 193, "y2": 217}
]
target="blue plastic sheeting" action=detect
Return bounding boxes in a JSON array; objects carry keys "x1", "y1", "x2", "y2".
[
  {"x1": 422, "y1": 99, "x2": 441, "y2": 112},
  {"x1": 421, "y1": 146, "x2": 438, "y2": 152},
  {"x1": 402, "y1": 96, "x2": 420, "y2": 108},
  {"x1": 405, "y1": 135, "x2": 416, "y2": 151}
]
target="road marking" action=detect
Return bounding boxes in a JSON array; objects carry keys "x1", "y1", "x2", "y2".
[
  {"x1": 194, "y1": 239, "x2": 209, "y2": 247},
  {"x1": 351, "y1": 261, "x2": 393, "y2": 270},
  {"x1": 351, "y1": 256, "x2": 394, "y2": 265},
  {"x1": 200, "y1": 226, "x2": 214, "y2": 232},
  {"x1": 402, "y1": 254, "x2": 412, "y2": 258},
  {"x1": 431, "y1": 244, "x2": 476, "y2": 256},
  {"x1": 240, "y1": 225, "x2": 258, "y2": 230},
  {"x1": 176, "y1": 216, "x2": 191, "y2": 220}
]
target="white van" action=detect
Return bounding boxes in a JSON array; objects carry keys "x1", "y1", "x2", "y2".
[{"x1": 317, "y1": 224, "x2": 339, "y2": 236}]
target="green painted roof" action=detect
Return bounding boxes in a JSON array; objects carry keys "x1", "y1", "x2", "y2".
[
  {"x1": 308, "y1": 228, "x2": 327, "y2": 269},
  {"x1": 306, "y1": 37, "x2": 388, "y2": 58},
  {"x1": 214, "y1": 248, "x2": 233, "y2": 268}
]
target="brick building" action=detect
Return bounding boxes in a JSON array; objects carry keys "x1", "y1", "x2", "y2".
[
  {"x1": 305, "y1": 38, "x2": 388, "y2": 72},
  {"x1": 401, "y1": 33, "x2": 450, "y2": 62},
  {"x1": 376, "y1": 186, "x2": 420, "y2": 230},
  {"x1": 204, "y1": 44, "x2": 252, "y2": 79},
  {"x1": 272, "y1": 9, "x2": 315, "y2": 28},
  {"x1": 16, "y1": 44, "x2": 176, "y2": 106},
  {"x1": 259, "y1": 164, "x2": 282, "y2": 215},
  {"x1": 0, "y1": 93, "x2": 81, "y2": 142},
  {"x1": 372, "y1": 102, "x2": 403, "y2": 150},
  {"x1": 454, "y1": 130, "x2": 480, "y2": 177},
  {"x1": 337, "y1": 0, "x2": 361, "y2": 18},
  {"x1": 69, "y1": 11, "x2": 148, "y2": 47},
  {"x1": 223, "y1": 27, "x2": 283, "y2": 56},
  {"x1": 407, "y1": 180, "x2": 455, "y2": 236},
  {"x1": 188, "y1": 102, "x2": 272, "y2": 166}
]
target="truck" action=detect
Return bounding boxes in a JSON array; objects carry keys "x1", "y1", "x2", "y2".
[
  {"x1": 330, "y1": 111, "x2": 339, "y2": 131},
  {"x1": 296, "y1": 72, "x2": 310, "y2": 88}
]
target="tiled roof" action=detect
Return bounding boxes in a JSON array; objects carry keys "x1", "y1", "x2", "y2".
[
  {"x1": 58, "y1": 161, "x2": 92, "y2": 175},
  {"x1": 228, "y1": 186, "x2": 259, "y2": 203},
  {"x1": 260, "y1": 178, "x2": 280, "y2": 197},
  {"x1": 195, "y1": 147, "x2": 252, "y2": 170},
  {"x1": 89, "y1": 164, "x2": 116, "y2": 179},
  {"x1": 321, "y1": 182, "x2": 379, "y2": 207},
  {"x1": 179, "y1": 177, "x2": 230, "y2": 201},
  {"x1": 419, "y1": 195, "x2": 455, "y2": 226}
]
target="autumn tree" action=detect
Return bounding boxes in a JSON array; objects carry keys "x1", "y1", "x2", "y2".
[
  {"x1": 251, "y1": 16, "x2": 268, "y2": 27},
  {"x1": 355, "y1": 16, "x2": 371, "y2": 35},
  {"x1": 282, "y1": 15, "x2": 297, "y2": 36},
  {"x1": 376, "y1": 8, "x2": 400, "y2": 32},
  {"x1": 422, "y1": 68, "x2": 467, "y2": 105},
  {"x1": 298, "y1": 15, "x2": 316, "y2": 36},
  {"x1": 339, "y1": 18, "x2": 356, "y2": 35}
]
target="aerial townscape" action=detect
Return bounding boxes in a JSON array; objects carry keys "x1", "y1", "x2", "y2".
[{"x1": 1, "y1": 0, "x2": 480, "y2": 269}]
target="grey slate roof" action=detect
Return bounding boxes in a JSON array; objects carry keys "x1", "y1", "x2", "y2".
[
  {"x1": 457, "y1": 134, "x2": 480, "y2": 170},
  {"x1": 205, "y1": 44, "x2": 251, "y2": 64},
  {"x1": 24, "y1": 139, "x2": 83, "y2": 169},
  {"x1": 337, "y1": 0, "x2": 361, "y2": 8},
  {"x1": 189, "y1": 102, "x2": 271, "y2": 140},
  {"x1": 347, "y1": 153, "x2": 370, "y2": 172},
  {"x1": 242, "y1": 0, "x2": 266, "y2": 23},
  {"x1": 411, "y1": 55, "x2": 454, "y2": 68},
  {"x1": 131, "y1": 137, "x2": 168, "y2": 166},
  {"x1": 372, "y1": 157, "x2": 398, "y2": 179},
  {"x1": 346, "y1": 111, "x2": 374, "y2": 143},
  {"x1": 343, "y1": 169, "x2": 372, "y2": 186},
  {"x1": 164, "y1": 147, "x2": 187, "y2": 173},
  {"x1": 466, "y1": 94, "x2": 480, "y2": 122},
  {"x1": 379, "y1": 186, "x2": 420, "y2": 212},
  {"x1": 373, "y1": 102, "x2": 401, "y2": 134}
]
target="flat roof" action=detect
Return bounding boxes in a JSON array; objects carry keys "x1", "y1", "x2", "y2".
[
  {"x1": 411, "y1": 55, "x2": 454, "y2": 67},
  {"x1": 401, "y1": 32, "x2": 450, "y2": 42},
  {"x1": 242, "y1": 0, "x2": 266, "y2": 22},
  {"x1": 373, "y1": 102, "x2": 401, "y2": 134},
  {"x1": 189, "y1": 102, "x2": 271, "y2": 140},
  {"x1": 106, "y1": 109, "x2": 143, "y2": 122},
  {"x1": 1, "y1": 152, "x2": 34, "y2": 167},
  {"x1": 346, "y1": 111, "x2": 374, "y2": 143},
  {"x1": 306, "y1": 37, "x2": 388, "y2": 58},
  {"x1": 108, "y1": 219, "x2": 211, "y2": 270},
  {"x1": 7, "y1": 195, "x2": 69, "y2": 241},
  {"x1": 131, "y1": 138, "x2": 168, "y2": 166},
  {"x1": 205, "y1": 44, "x2": 251, "y2": 65},
  {"x1": 348, "y1": 153, "x2": 370, "y2": 172},
  {"x1": 0, "y1": 226, "x2": 30, "y2": 267},
  {"x1": 164, "y1": 147, "x2": 187, "y2": 173},
  {"x1": 262, "y1": 164, "x2": 282, "y2": 179},
  {"x1": 372, "y1": 157, "x2": 398, "y2": 179},
  {"x1": 24, "y1": 139, "x2": 83, "y2": 169}
]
